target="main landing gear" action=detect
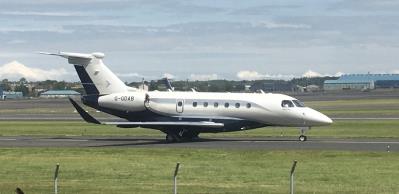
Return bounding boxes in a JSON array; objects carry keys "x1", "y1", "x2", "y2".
[
  {"x1": 298, "y1": 127, "x2": 310, "y2": 142},
  {"x1": 166, "y1": 133, "x2": 184, "y2": 143},
  {"x1": 165, "y1": 130, "x2": 199, "y2": 143}
]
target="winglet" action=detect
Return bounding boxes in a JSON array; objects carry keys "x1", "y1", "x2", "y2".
[{"x1": 68, "y1": 97, "x2": 101, "y2": 124}]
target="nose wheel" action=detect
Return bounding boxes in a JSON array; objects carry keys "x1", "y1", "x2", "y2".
[
  {"x1": 299, "y1": 135, "x2": 307, "y2": 142},
  {"x1": 298, "y1": 127, "x2": 310, "y2": 142}
]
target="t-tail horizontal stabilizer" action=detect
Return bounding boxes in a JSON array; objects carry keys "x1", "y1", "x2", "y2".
[{"x1": 68, "y1": 97, "x2": 101, "y2": 124}]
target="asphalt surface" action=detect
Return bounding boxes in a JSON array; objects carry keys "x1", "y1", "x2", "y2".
[{"x1": 0, "y1": 136, "x2": 397, "y2": 152}]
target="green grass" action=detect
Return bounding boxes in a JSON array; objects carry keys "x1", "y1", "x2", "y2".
[
  {"x1": 306, "y1": 98, "x2": 399, "y2": 107},
  {"x1": 0, "y1": 121, "x2": 161, "y2": 137},
  {"x1": 0, "y1": 108, "x2": 74, "y2": 114},
  {"x1": 306, "y1": 99, "x2": 399, "y2": 117},
  {"x1": 1, "y1": 120, "x2": 399, "y2": 139},
  {"x1": 0, "y1": 107, "x2": 108, "y2": 117},
  {"x1": 0, "y1": 98, "x2": 399, "y2": 193},
  {"x1": 0, "y1": 148, "x2": 397, "y2": 194}
]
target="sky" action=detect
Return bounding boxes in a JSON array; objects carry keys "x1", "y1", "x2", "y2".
[{"x1": 1, "y1": 0, "x2": 399, "y2": 82}]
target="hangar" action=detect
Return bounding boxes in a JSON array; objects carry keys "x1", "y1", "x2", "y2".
[
  {"x1": 40, "y1": 90, "x2": 81, "y2": 98},
  {"x1": 324, "y1": 74, "x2": 399, "y2": 90}
]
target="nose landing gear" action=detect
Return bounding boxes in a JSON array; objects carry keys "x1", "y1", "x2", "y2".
[
  {"x1": 299, "y1": 135, "x2": 307, "y2": 142},
  {"x1": 298, "y1": 127, "x2": 310, "y2": 142}
]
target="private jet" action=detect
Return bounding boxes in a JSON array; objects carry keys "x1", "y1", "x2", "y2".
[{"x1": 40, "y1": 52, "x2": 333, "y2": 142}]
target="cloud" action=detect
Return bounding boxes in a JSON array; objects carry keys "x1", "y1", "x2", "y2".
[
  {"x1": 253, "y1": 21, "x2": 311, "y2": 29},
  {"x1": 0, "y1": 26, "x2": 73, "y2": 33},
  {"x1": 302, "y1": 70, "x2": 344, "y2": 78},
  {"x1": 237, "y1": 70, "x2": 264, "y2": 80},
  {"x1": 1, "y1": 1, "x2": 399, "y2": 78},
  {"x1": 302, "y1": 70, "x2": 322, "y2": 78},
  {"x1": 162, "y1": 73, "x2": 175, "y2": 79},
  {"x1": 0, "y1": 11, "x2": 87, "y2": 17},
  {"x1": 231, "y1": 5, "x2": 300, "y2": 15},
  {"x1": 115, "y1": 72, "x2": 143, "y2": 77},
  {"x1": 329, "y1": 0, "x2": 399, "y2": 12},
  {"x1": 0, "y1": 61, "x2": 68, "y2": 81},
  {"x1": 335, "y1": 72, "x2": 344, "y2": 77},
  {"x1": 115, "y1": 72, "x2": 161, "y2": 81},
  {"x1": 236, "y1": 70, "x2": 295, "y2": 80},
  {"x1": 190, "y1": 73, "x2": 218, "y2": 81},
  {"x1": 6, "y1": 40, "x2": 26, "y2": 44}
]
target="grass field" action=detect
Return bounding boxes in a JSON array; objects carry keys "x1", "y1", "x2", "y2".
[
  {"x1": 1, "y1": 120, "x2": 399, "y2": 139},
  {"x1": 306, "y1": 99, "x2": 399, "y2": 117},
  {"x1": 0, "y1": 148, "x2": 398, "y2": 194},
  {"x1": 1, "y1": 97, "x2": 399, "y2": 193}
]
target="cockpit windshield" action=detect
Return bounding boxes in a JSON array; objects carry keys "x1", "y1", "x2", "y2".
[
  {"x1": 281, "y1": 100, "x2": 294, "y2": 108},
  {"x1": 281, "y1": 100, "x2": 305, "y2": 108},
  {"x1": 292, "y1": 100, "x2": 305, "y2": 107}
]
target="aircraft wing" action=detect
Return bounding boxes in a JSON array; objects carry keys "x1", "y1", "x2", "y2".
[
  {"x1": 104, "y1": 121, "x2": 223, "y2": 128},
  {"x1": 69, "y1": 98, "x2": 224, "y2": 128}
]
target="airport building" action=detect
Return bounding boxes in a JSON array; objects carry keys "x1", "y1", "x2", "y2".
[
  {"x1": 0, "y1": 86, "x2": 3, "y2": 99},
  {"x1": 40, "y1": 90, "x2": 81, "y2": 98},
  {"x1": 1, "y1": 91, "x2": 23, "y2": 100},
  {"x1": 1, "y1": 85, "x2": 24, "y2": 99},
  {"x1": 250, "y1": 81, "x2": 293, "y2": 92},
  {"x1": 324, "y1": 74, "x2": 399, "y2": 90}
]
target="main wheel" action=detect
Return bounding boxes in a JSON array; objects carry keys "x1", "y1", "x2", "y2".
[
  {"x1": 166, "y1": 134, "x2": 176, "y2": 143},
  {"x1": 299, "y1": 135, "x2": 307, "y2": 142},
  {"x1": 181, "y1": 131, "x2": 200, "y2": 141}
]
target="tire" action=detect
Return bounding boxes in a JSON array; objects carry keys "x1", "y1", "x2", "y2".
[
  {"x1": 299, "y1": 135, "x2": 307, "y2": 142},
  {"x1": 181, "y1": 131, "x2": 199, "y2": 140},
  {"x1": 166, "y1": 134, "x2": 176, "y2": 143}
]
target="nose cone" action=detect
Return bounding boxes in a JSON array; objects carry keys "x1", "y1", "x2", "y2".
[{"x1": 304, "y1": 108, "x2": 333, "y2": 126}]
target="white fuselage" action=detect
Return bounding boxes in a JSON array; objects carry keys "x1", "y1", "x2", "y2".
[
  {"x1": 43, "y1": 51, "x2": 333, "y2": 141},
  {"x1": 98, "y1": 91, "x2": 332, "y2": 127}
]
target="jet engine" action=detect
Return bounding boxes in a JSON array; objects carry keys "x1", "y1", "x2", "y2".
[{"x1": 98, "y1": 92, "x2": 146, "y2": 112}]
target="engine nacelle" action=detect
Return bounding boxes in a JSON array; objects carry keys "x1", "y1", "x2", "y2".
[{"x1": 98, "y1": 92, "x2": 146, "y2": 112}]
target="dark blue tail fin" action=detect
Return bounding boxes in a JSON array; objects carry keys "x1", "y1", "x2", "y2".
[{"x1": 74, "y1": 65, "x2": 99, "y2": 95}]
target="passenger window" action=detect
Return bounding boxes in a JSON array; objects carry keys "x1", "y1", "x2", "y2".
[
  {"x1": 235, "y1": 103, "x2": 240, "y2": 108},
  {"x1": 203, "y1": 102, "x2": 208, "y2": 107},
  {"x1": 224, "y1": 102, "x2": 229, "y2": 108},
  {"x1": 246, "y1": 103, "x2": 251, "y2": 108},
  {"x1": 193, "y1": 102, "x2": 197, "y2": 107},
  {"x1": 214, "y1": 102, "x2": 219, "y2": 108},
  {"x1": 281, "y1": 100, "x2": 294, "y2": 108}
]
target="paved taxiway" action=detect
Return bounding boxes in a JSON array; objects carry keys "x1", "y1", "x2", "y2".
[{"x1": 0, "y1": 136, "x2": 397, "y2": 152}]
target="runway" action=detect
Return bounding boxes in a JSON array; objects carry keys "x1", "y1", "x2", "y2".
[{"x1": 0, "y1": 136, "x2": 397, "y2": 152}]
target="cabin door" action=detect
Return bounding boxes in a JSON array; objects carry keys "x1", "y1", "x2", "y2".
[{"x1": 176, "y1": 99, "x2": 184, "y2": 113}]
